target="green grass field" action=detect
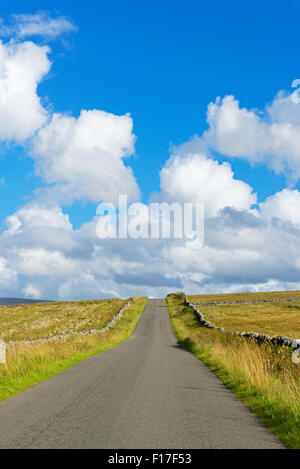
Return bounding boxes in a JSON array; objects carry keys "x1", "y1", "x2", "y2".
[{"x1": 167, "y1": 293, "x2": 300, "y2": 449}]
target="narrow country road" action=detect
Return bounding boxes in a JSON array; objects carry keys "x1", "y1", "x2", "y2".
[{"x1": 0, "y1": 299, "x2": 283, "y2": 449}]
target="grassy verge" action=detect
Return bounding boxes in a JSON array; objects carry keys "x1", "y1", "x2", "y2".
[
  {"x1": 167, "y1": 293, "x2": 300, "y2": 449},
  {"x1": 0, "y1": 297, "x2": 148, "y2": 402}
]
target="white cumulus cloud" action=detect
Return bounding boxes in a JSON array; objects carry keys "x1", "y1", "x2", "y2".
[
  {"x1": 203, "y1": 93, "x2": 300, "y2": 180},
  {"x1": 160, "y1": 152, "x2": 256, "y2": 216},
  {"x1": 32, "y1": 110, "x2": 140, "y2": 204},
  {"x1": 0, "y1": 39, "x2": 50, "y2": 141},
  {"x1": 259, "y1": 188, "x2": 300, "y2": 225},
  {"x1": 6, "y1": 203, "x2": 73, "y2": 234},
  {"x1": 22, "y1": 284, "x2": 42, "y2": 299}
]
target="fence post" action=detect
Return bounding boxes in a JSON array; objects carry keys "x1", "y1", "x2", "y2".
[{"x1": 0, "y1": 340, "x2": 6, "y2": 364}]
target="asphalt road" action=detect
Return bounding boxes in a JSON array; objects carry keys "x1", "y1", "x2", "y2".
[{"x1": 0, "y1": 299, "x2": 284, "y2": 449}]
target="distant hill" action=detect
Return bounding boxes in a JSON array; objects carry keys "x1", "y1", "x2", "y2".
[{"x1": 0, "y1": 298, "x2": 52, "y2": 306}]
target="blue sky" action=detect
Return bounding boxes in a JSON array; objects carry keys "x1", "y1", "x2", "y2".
[
  {"x1": 1, "y1": 2, "x2": 300, "y2": 299},
  {"x1": 1, "y1": 0, "x2": 298, "y2": 225}
]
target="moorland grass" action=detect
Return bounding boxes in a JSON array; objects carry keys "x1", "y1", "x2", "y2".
[
  {"x1": 0, "y1": 297, "x2": 147, "y2": 402},
  {"x1": 0, "y1": 299, "x2": 127, "y2": 342},
  {"x1": 198, "y1": 302, "x2": 300, "y2": 338},
  {"x1": 188, "y1": 290, "x2": 300, "y2": 304},
  {"x1": 167, "y1": 293, "x2": 300, "y2": 449}
]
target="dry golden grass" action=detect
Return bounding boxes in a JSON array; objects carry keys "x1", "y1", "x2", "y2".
[
  {"x1": 0, "y1": 297, "x2": 148, "y2": 402},
  {"x1": 188, "y1": 290, "x2": 300, "y2": 304},
  {"x1": 167, "y1": 294, "x2": 300, "y2": 449},
  {"x1": 187, "y1": 291, "x2": 300, "y2": 338},
  {"x1": 199, "y1": 302, "x2": 300, "y2": 338},
  {"x1": 0, "y1": 299, "x2": 126, "y2": 342}
]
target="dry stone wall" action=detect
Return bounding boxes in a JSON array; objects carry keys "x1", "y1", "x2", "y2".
[
  {"x1": 184, "y1": 298, "x2": 298, "y2": 349},
  {"x1": 8, "y1": 300, "x2": 132, "y2": 346},
  {"x1": 191, "y1": 297, "x2": 300, "y2": 307}
]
